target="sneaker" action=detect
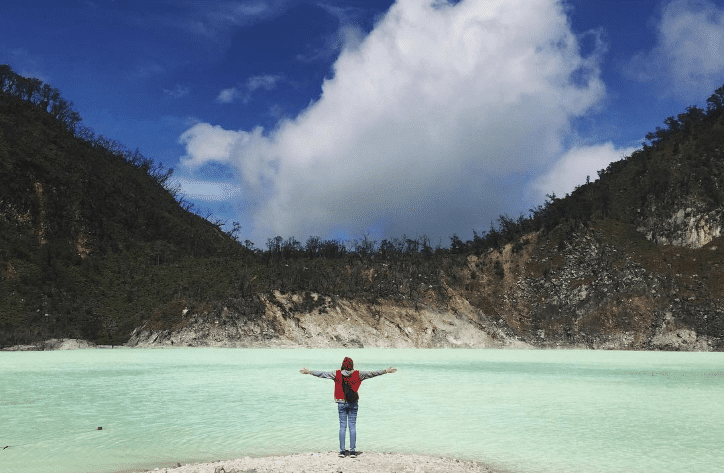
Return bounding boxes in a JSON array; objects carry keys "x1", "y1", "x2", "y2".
[
  {"x1": 338, "y1": 450, "x2": 348, "y2": 458},
  {"x1": 350, "y1": 450, "x2": 359, "y2": 458}
]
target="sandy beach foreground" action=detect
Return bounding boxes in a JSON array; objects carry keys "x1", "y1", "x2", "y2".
[{"x1": 136, "y1": 452, "x2": 506, "y2": 473}]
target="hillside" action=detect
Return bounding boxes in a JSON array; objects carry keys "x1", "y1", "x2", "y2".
[
  {"x1": 0, "y1": 66, "x2": 244, "y2": 346},
  {"x1": 2, "y1": 65, "x2": 724, "y2": 350}
]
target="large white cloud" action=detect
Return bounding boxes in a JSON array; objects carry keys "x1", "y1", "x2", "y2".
[
  {"x1": 180, "y1": 0, "x2": 605, "y2": 243},
  {"x1": 628, "y1": 0, "x2": 724, "y2": 98}
]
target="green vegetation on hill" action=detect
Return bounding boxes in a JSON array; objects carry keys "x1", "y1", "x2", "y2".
[
  {"x1": 0, "y1": 65, "x2": 245, "y2": 345},
  {"x1": 2, "y1": 63, "x2": 724, "y2": 348}
]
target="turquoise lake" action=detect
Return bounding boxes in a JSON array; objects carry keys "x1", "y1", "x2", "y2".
[{"x1": 1, "y1": 348, "x2": 723, "y2": 473}]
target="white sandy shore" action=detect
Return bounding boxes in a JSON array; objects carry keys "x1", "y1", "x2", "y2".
[{"x1": 136, "y1": 452, "x2": 507, "y2": 473}]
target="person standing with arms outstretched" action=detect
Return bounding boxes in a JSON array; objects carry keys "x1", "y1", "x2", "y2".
[{"x1": 300, "y1": 357, "x2": 397, "y2": 458}]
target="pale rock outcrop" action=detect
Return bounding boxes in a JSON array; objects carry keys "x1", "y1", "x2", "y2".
[
  {"x1": 649, "y1": 312, "x2": 714, "y2": 351},
  {"x1": 1, "y1": 338, "x2": 97, "y2": 351},
  {"x1": 638, "y1": 206, "x2": 723, "y2": 248},
  {"x1": 127, "y1": 291, "x2": 529, "y2": 349}
]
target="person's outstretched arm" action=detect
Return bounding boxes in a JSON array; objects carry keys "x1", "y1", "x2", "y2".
[
  {"x1": 359, "y1": 367, "x2": 397, "y2": 380},
  {"x1": 300, "y1": 367, "x2": 335, "y2": 379}
]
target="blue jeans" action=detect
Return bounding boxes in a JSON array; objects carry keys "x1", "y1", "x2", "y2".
[{"x1": 337, "y1": 401, "x2": 358, "y2": 452}]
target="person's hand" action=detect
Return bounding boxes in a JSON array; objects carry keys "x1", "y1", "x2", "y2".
[
  {"x1": 300, "y1": 368, "x2": 311, "y2": 374},
  {"x1": 386, "y1": 367, "x2": 397, "y2": 374}
]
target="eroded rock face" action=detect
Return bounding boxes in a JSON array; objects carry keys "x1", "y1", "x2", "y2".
[
  {"x1": 638, "y1": 205, "x2": 723, "y2": 249},
  {"x1": 513, "y1": 231, "x2": 655, "y2": 349},
  {"x1": 126, "y1": 292, "x2": 529, "y2": 349},
  {"x1": 649, "y1": 312, "x2": 715, "y2": 351},
  {"x1": 1, "y1": 338, "x2": 97, "y2": 351}
]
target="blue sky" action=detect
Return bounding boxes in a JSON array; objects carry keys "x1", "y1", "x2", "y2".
[{"x1": 3, "y1": 0, "x2": 724, "y2": 246}]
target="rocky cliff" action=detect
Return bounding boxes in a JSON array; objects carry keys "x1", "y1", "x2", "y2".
[
  {"x1": 128, "y1": 214, "x2": 724, "y2": 351},
  {"x1": 637, "y1": 199, "x2": 723, "y2": 248},
  {"x1": 127, "y1": 291, "x2": 527, "y2": 349}
]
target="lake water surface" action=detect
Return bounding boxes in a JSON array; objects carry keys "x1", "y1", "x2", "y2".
[{"x1": 1, "y1": 348, "x2": 723, "y2": 473}]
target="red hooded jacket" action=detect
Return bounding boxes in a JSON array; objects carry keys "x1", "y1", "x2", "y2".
[{"x1": 334, "y1": 370, "x2": 361, "y2": 402}]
